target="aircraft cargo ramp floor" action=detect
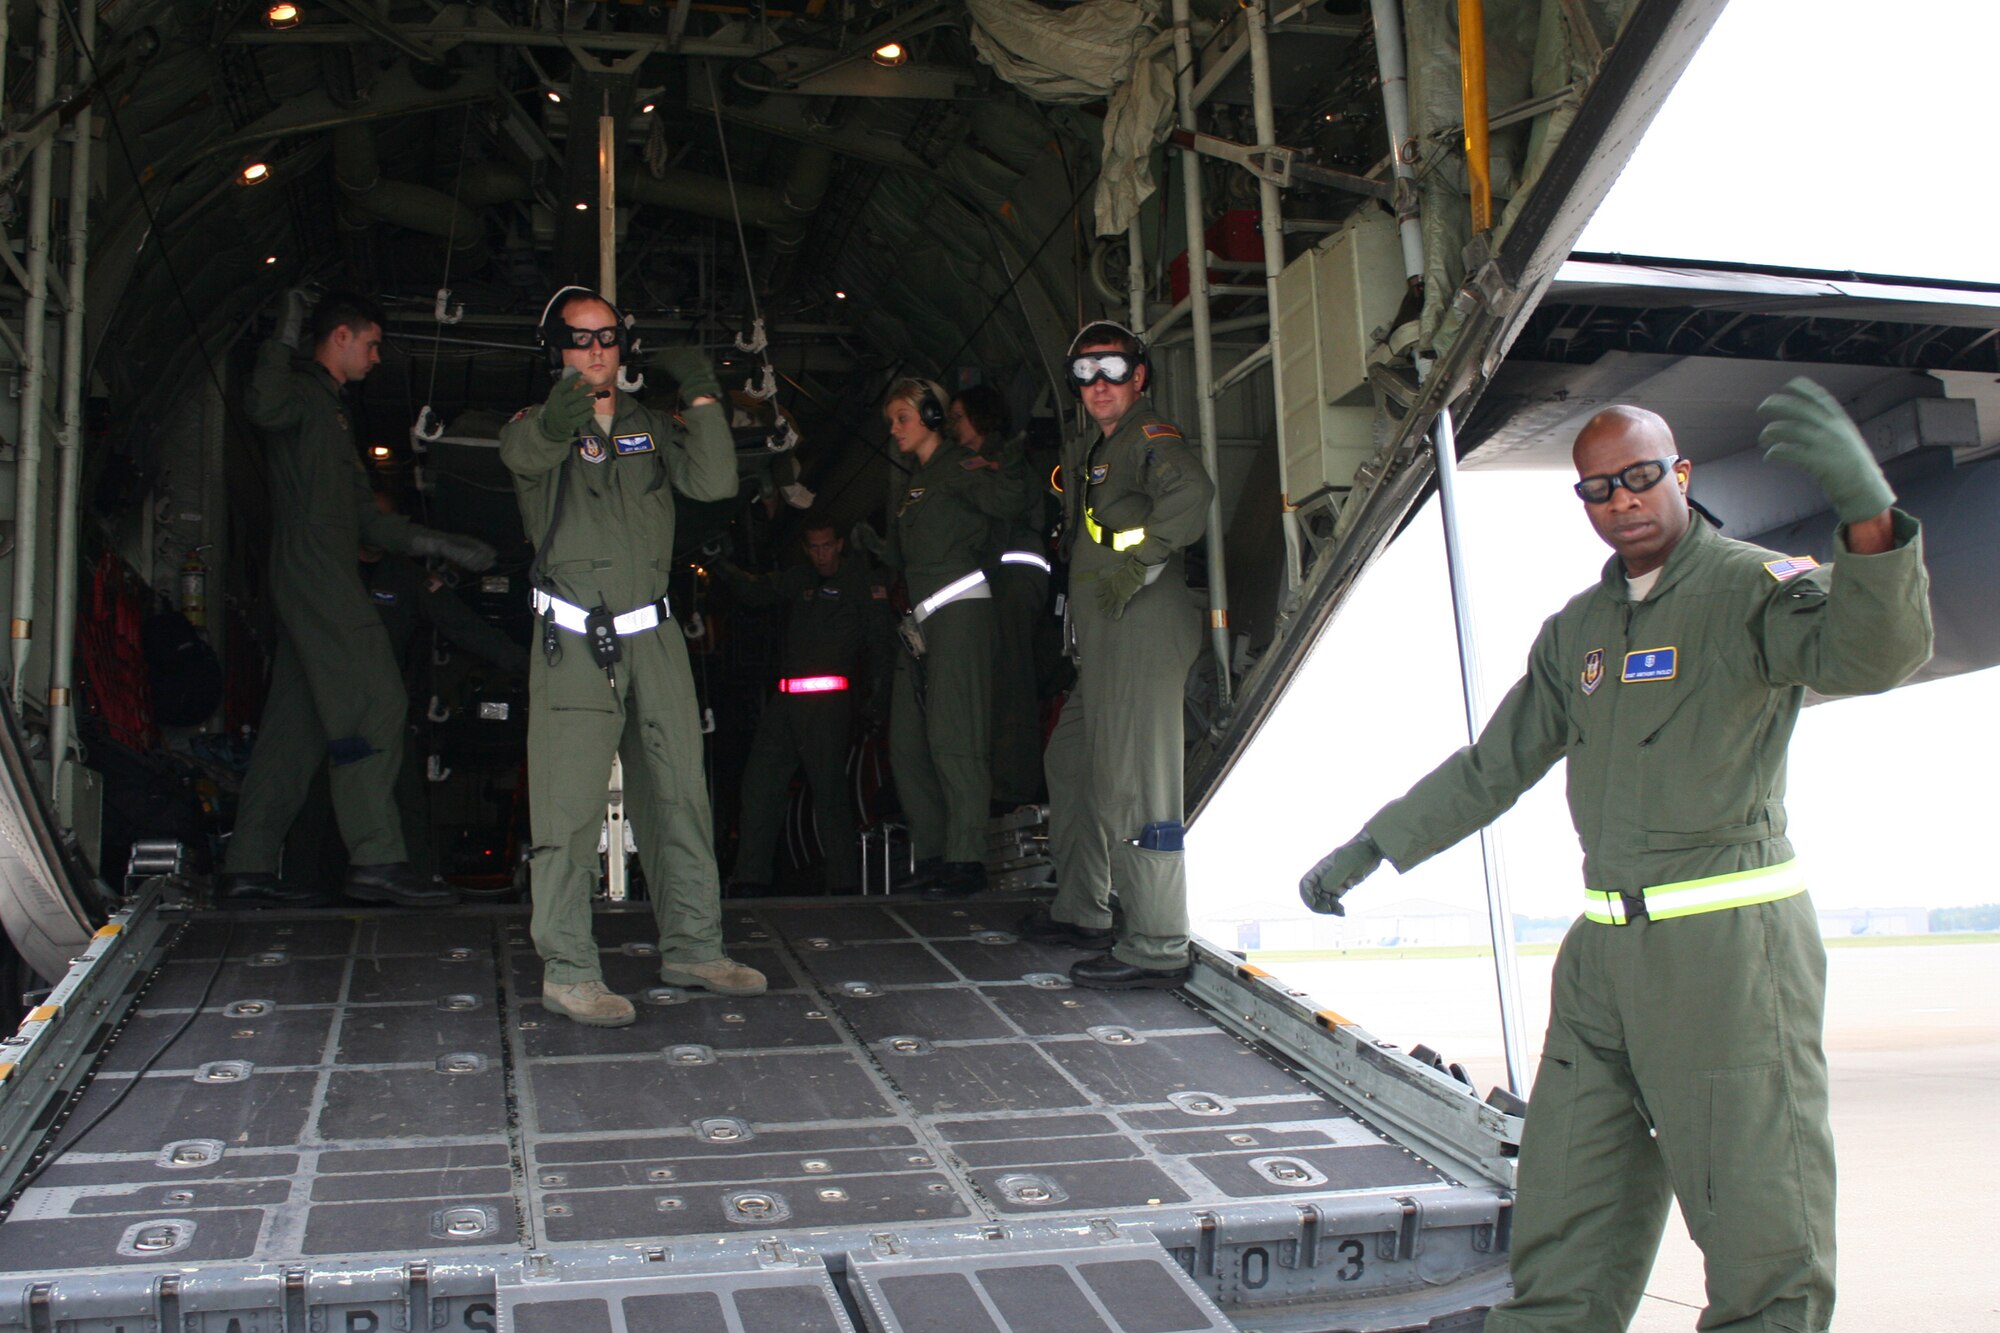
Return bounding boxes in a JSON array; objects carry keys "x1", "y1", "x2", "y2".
[{"x1": 0, "y1": 896, "x2": 1517, "y2": 1332}]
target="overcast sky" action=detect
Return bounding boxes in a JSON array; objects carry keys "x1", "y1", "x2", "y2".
[{"x1": 1189, "y1": 0, "x2": 1999, "y2": 935}]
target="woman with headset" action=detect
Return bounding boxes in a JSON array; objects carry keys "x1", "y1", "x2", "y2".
[{"x1": 852, "y1": 377, "x2": 1025, "y2": 898}]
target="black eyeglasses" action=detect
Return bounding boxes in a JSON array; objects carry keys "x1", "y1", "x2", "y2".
[
  {"x1": 1069, "y1": 353, "x2": 1137, "y2": 388},
  {"x1": 561, "y1": 325, "x2": 621, "y2": 349},
  {"x1": 1573, "y1": 456, "x2": 1679, "y2": 504}
]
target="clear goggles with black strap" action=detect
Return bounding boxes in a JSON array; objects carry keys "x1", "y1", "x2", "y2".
[
  {"x1": 1068, "y1": 353, "x2": 1139, "y2": 390},
  {"x1": 560, "y1": 325, "x2": 622, "y2": 349}
]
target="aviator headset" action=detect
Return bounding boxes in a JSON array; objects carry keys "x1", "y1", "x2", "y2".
[
  {"x1": 888, "y1": 377, "x2": 949, "y2": 432},
  {"x1": 1064, "y1": 320, "x2": 1150, "y2": 398},
  {"x1": 537, "y1": 285, "x2": 635, "y2": 372}
]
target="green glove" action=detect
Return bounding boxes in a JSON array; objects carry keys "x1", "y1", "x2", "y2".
[
  {"x1": 849, "y1": 521, "x2": 886, "y2": 560},
  {"x1": 1298, "y1": 833, "x2": 1382, "y2": 916},
  {"x1": 537, "y1": 374, "x2": 596, "y2": 444},
  {"x1": 1756, "y1": 376, "x2": 1895, "y2": 524},
  {"x1": 1095, "y1": 555, "x2": 1150, "y2": 619},
  {"x1": 411, "y1": 531, "x2": 498, "y2": 573},
  {"x1": 651, "y1": 345, "x2": 722, "y2": 402}
]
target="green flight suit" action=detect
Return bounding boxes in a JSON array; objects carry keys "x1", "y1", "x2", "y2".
[
  {"x1": 985, "y1": 433, "x2": 1054, "y2": 805},
  {"x1": 1363, "y1": 512, "x2": 1932, "y2": 1333},
  {"x1": 728, "y1": 556, "x2": 893, "y2": 891},
  {"x1": 499, "y1": 393, "x2": 738, "y2": 985},
  {"x1": 1043, "y1": 396, "x2": 1213, "y2": 972},
  {"x1": 277, "y1": 556, "x2": 528, "y2": 885},
  {"x1": 880, "y1": 442, "x2": 1022, "y2": 864},
  {"x1": 226, "y1": 339, "x2": 445, "y2": 875}
]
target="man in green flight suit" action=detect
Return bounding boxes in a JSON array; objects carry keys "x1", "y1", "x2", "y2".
[
  {"x1": 1026, "y1": 322, "x2": 1214, "y2": 989},
  {"x1": 264, "y1": 488, "x2": 529, "y2": 899},
  {"x1": 723, "y1": 521, "x2": 892, "y2": 895},
  {"x1": 223, "y1": 291, "x2": 496, "y2": 909},
  {"x1": 1300, "y1": 383, "x2": 1933, "y2": 1333},
  {"x1": 500, "y1": 286, "x2": 764, "y2": 1028},
  {"x1": 948, "y1": 385, "x2": 1052, "y2": 808}
]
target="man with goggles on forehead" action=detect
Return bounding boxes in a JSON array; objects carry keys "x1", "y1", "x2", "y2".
[
  {"x1": 1021, "y1": 321, "x2": 1214, "y2": 989},
  {"x1": 1299, "y1": 380, "x2": 1933, "y2": 1332},
  {"x1": 499, "y1": 285, "x2": 766, "y2": 1028}
]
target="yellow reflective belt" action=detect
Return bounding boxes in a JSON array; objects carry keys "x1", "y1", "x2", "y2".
[
  {"x1": 1082, "y1": 508, "x2": 1146, "y2": 552},
  {"x1": 1583, "y1": 860, "x2": 1806, "y2": 925}
]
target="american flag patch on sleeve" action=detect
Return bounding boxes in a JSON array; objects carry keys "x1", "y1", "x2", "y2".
[{"x1": 1763, "y1": 555, "x2": 1820, "y2": 582}]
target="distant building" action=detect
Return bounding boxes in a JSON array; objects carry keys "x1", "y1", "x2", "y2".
[{"x1": 1816, "y1": 907, "x2": 1930, "y2": 938}]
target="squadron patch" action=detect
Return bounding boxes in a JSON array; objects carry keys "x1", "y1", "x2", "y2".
[
  {"x1": 578, "y1": 437, "x2": 607, "y2": 463},
  {"x1": 425, "y1": 574, "x2": 446, "y2": 594},
  {"x1": 818, "y1": 585, "x2": 842, "y2": 599},
  {"x1": 1621, "y1": 647, "x2": 1678, "y2": 683},
  {"x1": 371, "y1": 590, "x2": 398, "y2": 606},
  {"x1": 1763, "y1": 555, "x2": 1820, "y2": 582},
  {"x1": 1581, "y1": 648, "x2": 1605, "y2": 696},
  {"x1": 509, "y1": 407, "x2": 529, "y2": 424},
  {"x1": 613, "y1": 432, "x2": 656, "y2": 455},
  {"x1": 1088, "y1": 463, "x2": 1110, "y2": 484},
  {"x1": 1142, "y1": 423, "x2": 1182, "y2": 439},
  {"x1": 898, "y1": 486, "x2": 926, "y2": 515},
  {"x1": 872, "y1": 585, "x2": 889, "y2": 600}
]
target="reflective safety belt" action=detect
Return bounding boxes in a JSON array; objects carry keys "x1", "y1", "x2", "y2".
[
  {"x1": 532, "y1": 588, "x2": 672, "y2": 636},
  {"x1": 778, "y1": 675, "x2": 849, "y2": 694},
  {"x1": 911, "y1": 569, "x2": 991, "y2": 624},
  {"x1": 999, "y1": 550, "x2": 1053, "y2": 574},
  {"x1": 1082, "y1": 508, "x2": 1146, "y2": 552},
  {"x1": 1583, "y1": 859, "x2": 1806, "y2": 926}
]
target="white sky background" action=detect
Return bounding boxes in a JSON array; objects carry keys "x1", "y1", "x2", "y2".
[{"x1": 1188, "y1": 0, "x2": 2000, "y2": 934}]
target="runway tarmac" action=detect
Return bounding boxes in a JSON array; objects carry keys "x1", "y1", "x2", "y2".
[{"x1": 1262, "y1": 939, "x2": 2000, "y2": 1332}]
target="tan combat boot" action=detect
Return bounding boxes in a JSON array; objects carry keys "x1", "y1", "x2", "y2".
[
  {"x1": 658, "y1": 957, "x2": 767, "y2": 997},
  {"x1": 541, "y1": 979, "x2": 637, "y2": 1027}
]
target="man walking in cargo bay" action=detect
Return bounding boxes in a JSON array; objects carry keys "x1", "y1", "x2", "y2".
[
  {"x1": 1299, "y1": 384, "x2": 1934, "y2": 1331},
  {"x1": 225, "y1": 291, "x2": 496, "y2": 909},
  {"x1": 501, "y1": 286, "x2": 765, "y2": 1027}
]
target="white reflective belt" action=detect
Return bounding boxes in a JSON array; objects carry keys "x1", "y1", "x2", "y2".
[
  {"x1": 531, "y1": 589, "x2": 672, "y2": 636},
  {"x1": 1583, "y1": 859, "x2": 1807, "y2": 926},
  {"x1": 912, "y1": 569, "x2": 991, "y2": 624},
  {"x1": 1000, "y1": 550, "x2": 1053, "y2": 574},
  {"x1": 1140, "y1": 560, "x2": 1166, "y2": 586}
]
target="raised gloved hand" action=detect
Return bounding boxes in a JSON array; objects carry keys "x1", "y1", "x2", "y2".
[
  {"x1": 275, "y1": 287, "x2": 316, "y2": 350},
  {"x1": 411, "y1": 531, "x2": 497, "y2": 573},
  {"x1": 849, "y1": 521, "x2": 886, "y2": 560},
  {"x1": 1298, "y1": 833, "x2": 1383, "y2": 916},
  {"x1": 651, "y1": 345, "x2": 722, "y2": 402},
  {"x1": 1095, "y1": 555, "x2": 1150, "y2": 619},
  {"x1": 537, "y1": 373, "x2": 597, "y2": 444},
  {"x1": 1757, "y1": 376, "x2": 1895, "y2": 524}
]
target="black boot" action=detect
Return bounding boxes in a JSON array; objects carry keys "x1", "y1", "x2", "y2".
[
  {"x1": 892, "y1": 857, "x2": 944, "y2": 893},
  {"x1": 218, "y1": 872, "x2": 330, "y2": 909},
  {"x1": 345, "y1": 863, "x2": 460, "y2": 908},
  {"x1": 1015, "y1": 907, "x2": 1114, "y2": 951},
  {"x1": 919, "y1": 861, "x2": 986, "y2": 901},
  {"x1": 1070, "y1": 953, "x2": 1191, "y2": 990}
]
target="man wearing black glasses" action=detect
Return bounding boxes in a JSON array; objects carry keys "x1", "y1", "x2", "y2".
[
  {"x1": 1299, "y1": 381, "x2": 1932, "y2": 1332},
  {"x1": 500, "y1": 286, "x2": 766, "y2": 1028},
  {"x1": 1023, "y1": 321, "x2": 1214, "y2": 989}
]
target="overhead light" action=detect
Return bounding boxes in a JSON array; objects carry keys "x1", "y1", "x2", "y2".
[
  {"x1": 546, "y1": 90, "x2": 562, "y2": 104},
  {"x1": 237, "y1": 162, "x2": 271, "y2": 185},
  {"x1": 833, "y1": 290, "x2": 848, "y2": 300},
  {"x1": 369, "y1": 445, "x2": 393, "y2": 460},
  {"x1": 264, "y1": 255, "x2": 278, "y2": 265},
  {"x1": 573, "y1": 201, "x2": 589, "y2": 211},
  {"x1": 871, "y1": 41, "x2": 907, "y2": 67},
  {"x1": 640, "y1": 102, "x2": 656, "y2": 114},
  {"x1": 264, "y1": 2, "x2": 301, "y2": 29}
]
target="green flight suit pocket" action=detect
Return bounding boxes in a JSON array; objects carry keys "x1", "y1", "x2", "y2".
[
  {"x1": 1700, "y1": 1062, "x2": 1811, "y2": 1263},
  {"x1": 1513, "y1": 1041, "x2": 1577, "y2": 1199}
]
